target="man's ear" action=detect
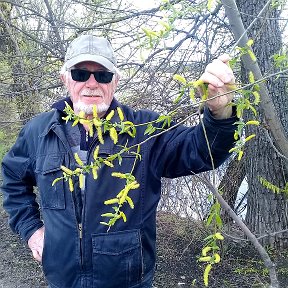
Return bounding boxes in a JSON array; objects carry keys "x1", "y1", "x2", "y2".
[
  {"x1": 60, "y1": 74, "x2": 66, "y2": 85},
  {"x1": 113, "y1": 76, "x2": 119, "y2": 92}
]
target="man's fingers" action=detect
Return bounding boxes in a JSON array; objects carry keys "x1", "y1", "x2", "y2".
[
  {"x1": 217, "y1": 53, "x2": 231, "y2": 63},
  {"x1": 28, "y1": 226, "x2": 45, "y2": 263},
  {"x1": 31, "y1": 249, "x2": 42, "y2": 262},
  {"x1": 204, "y1": 58, "x2": 235, "y2": 84},
  {"x1": 200, "y1": 72, "x2": 225, "y2": 89},
  {"x1": 199, "y1": 54, "x2": 235, "y2": 118}
]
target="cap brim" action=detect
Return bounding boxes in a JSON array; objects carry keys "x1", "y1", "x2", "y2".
[{"x1": 65, "y1": 54, "x2": 117, "y2": 73}]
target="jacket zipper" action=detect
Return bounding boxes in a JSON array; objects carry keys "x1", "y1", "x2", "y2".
[
  {"x1": 77, "y1": 128, "x2": 90, "y2": 269},
  {"x1": 79, "y1": 223, "x2": 83, "y2": 267},
  {"x1": 52, "y1": 125, "x2": 85, "y2": 269},
  {"x1": 79, "y1": 223, "x2": 83, "y2": 239}
]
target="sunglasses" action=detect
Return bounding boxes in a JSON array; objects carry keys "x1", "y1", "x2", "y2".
[{"x1": 70, "y1": 69, "x2": 114, "y2": 83}]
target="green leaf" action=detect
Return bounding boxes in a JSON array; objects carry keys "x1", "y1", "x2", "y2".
[
  {"x1": 104, "y1": 198, "x2": 119, "y2": 205},
  {"x1": 207, "y1": 0, "x2": 216, "y2": 11},
  {"x1": 214, "y1": 202, "x2": 221, "y2": 211},
  {"x1": 206, "y1": 212, "x2": 214, "y2": 226},
  {"x1": 248, "y1": 104, "x2": 257, "y2": 116},
  {"x1": 120, "y1": 211, "x2": 127, "y2": 222},
  {"x1": 207, "y1": 194, "x2": 213, "y2": 202},
  {"x1": 173, "y1": 74, "x2": 187, "y2": 84},
  {"x1": 173, "y1": 90, "x2": 185, "y2": 104},
  {"x1": 246, "y1": 39, "x2": 254, "y2": 47},
  {"x1": 247, "y1": 49, "x2": 257, "y2": 62},
  {"x1": 204, "y1": 264, "x2": 212, "y2": 286},
  {"x1": 107, "y1": 154, "x2": 118, "y2": 161},
  {"x1": 117, "y1": 154, "x2": 123, "y2": 165},
  {"x1": 189, "y1": 88, "x2": 196, "y2": 103},
  {"x1": 215, "y1": 214, "x2": 223, "y2": 228},
  {"x1": 101, "y1": 213, "x2": 115, "y2": 217},
  {"x1": 137, "y1": 145, "x2": 141, "y2": 154},
  {"x1": 203, "y1": 234, "x2": 214, "y2": 242},
  {"x1": 144, "y1": 124, "x2": 157, "y2": 135},
  {"x1": 158, "y1": 20, "x2": 170, "y2": 30},
  {"x1": 234, "y1": 120, "x2": 245, "y2": 125},
  {"x1": 248, "y1": 71, "x2": 255, "y2": 83},
  {"x1": 52, "y1": 177, "x2": 62, "y2": 186},
  {"x1": 126, "y1": 196, "x2": 135, "y2": 209}
]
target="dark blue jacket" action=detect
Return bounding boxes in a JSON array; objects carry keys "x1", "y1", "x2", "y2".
[{"x1": 1, "y1": 98, "x2": 236, "y2": 288}]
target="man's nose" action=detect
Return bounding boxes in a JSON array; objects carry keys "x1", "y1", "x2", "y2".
[{"x1": 85, "y1": 73, "x2": 99, "y2": 88}]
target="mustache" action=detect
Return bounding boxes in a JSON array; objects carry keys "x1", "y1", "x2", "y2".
[{"x1": 80, "y1": 89, "x2": 103, "y2": 97}]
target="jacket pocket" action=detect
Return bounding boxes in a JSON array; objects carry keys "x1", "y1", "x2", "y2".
[
  {"x1": 92, "y1": 229, "x2": 143, "y2": 288},
  {"x1": 35, "y1": 154, "x2": 66, "y2": 209}
]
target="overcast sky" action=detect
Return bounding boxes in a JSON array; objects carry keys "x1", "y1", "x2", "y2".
[{"x1": 126, "y1": 0, "x2": 158, "y2": 9}]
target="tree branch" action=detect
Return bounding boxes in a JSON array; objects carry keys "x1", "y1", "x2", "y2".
[
  {"x1": 222, "y1": 0, "x2": 288, "y2": 160},
  {"x1": 197, "y1": 175, "x2": 279, "y2": 288},
  {"x1": 43, "y1": 0, "x2": 65, "y2": 56}
]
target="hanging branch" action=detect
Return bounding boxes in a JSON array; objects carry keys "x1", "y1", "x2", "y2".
[
  {"x1": 221, "y1": 0, "x2": 288, "y2": 160},
  {"x1": 197, "y1": 175, "x2": 279, "y2": 288}
]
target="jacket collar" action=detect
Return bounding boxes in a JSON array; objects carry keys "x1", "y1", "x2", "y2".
[{"x1": 51, "y1": 96, "x2": 73, "y2": 112}]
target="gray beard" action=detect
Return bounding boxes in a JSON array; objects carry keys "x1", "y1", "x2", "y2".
[{"x1": 73, "y1": 102, "x2": 110, "y2": 116}]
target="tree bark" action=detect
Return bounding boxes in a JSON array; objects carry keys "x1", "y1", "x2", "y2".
[
  {"x1": 227, "y1": 0, "x2": 288, "y2": 248},
  {"x1": 222, "y1": 0, "x2": 288, "y2": 159},
  {"x1": 219, "y1": 156, "x2": 246, "y2": 223}
]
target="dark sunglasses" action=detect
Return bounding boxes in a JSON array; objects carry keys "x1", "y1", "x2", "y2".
[{"x1": 70, "y1": 69, "x2": 114, "y2": 83}]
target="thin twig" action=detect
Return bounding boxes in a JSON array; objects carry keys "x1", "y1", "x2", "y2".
[{"x1": 229, "y1": 0, "x2": 272, "y2": 53}]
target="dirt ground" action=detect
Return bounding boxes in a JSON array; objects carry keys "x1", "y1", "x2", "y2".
[
  {"x1": 0, "y1": 194, "x2": 288, "y2": 288},
  {"x1": 0, "y1": 196, "x2": 47, "y2": 287}
]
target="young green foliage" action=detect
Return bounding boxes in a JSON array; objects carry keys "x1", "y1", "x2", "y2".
[
  {"x1": 101, "y1": 173, "x2": 140, "y2": 230},
  {"x1": 54, "y1": 104, "x2": 176, "y2": 229},
  {"x1": 199, "y1": 229, "x2": 225, "y2": 286},
  {"x1": 272, "y1": 52, "x2": 288, "y2": 80},
  {"x1": 226, "y1": 40, "x2": 262, "y2": 161},
  {"x1": 229, "y1": 120, "x2": 260, "y2": 160},
  {"x1": 197, "y1": 193, "x2": 226, "y2": 287},
  {"x1": 172, "y1": 75, "x2": 208, "y2": 105},
  {"x1": 259, "y1": 177, "x2": 288, "y2": 196},
  {"x1": 207, "y1": 0, "x2": 218, "y2": 11}
]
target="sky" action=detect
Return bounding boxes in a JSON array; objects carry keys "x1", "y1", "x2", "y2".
[{"x1": 126, "y1": 0, "x2": 158, "y2": 9}]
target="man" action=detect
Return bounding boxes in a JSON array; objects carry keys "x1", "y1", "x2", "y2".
[{"x1": 1, "y1": 34, "x2": 236, "y2": 288}]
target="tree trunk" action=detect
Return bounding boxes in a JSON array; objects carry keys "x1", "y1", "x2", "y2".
[
  {"x1": 219, "y1": 156, "x2": 246, "y2": 223},
  {"x1": 236, "y1": 0, "x2": 288, "y2": 248}
]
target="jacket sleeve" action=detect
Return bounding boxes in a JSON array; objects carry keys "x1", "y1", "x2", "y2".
[
  {"x1": 150, "y1": 107, "x2": 238, "y2": 178},
  {"x1": 1, "y1": 127, "x2": 43, "y2": 241}
]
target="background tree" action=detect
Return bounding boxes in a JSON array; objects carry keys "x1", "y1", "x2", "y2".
[{"x1": 233, "y1": 0, "x2": 288, "y2": 248}]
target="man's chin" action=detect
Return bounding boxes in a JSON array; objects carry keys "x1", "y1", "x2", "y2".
[{"x1": 73, "y1": 102, "x2": 110, "y2": 116}]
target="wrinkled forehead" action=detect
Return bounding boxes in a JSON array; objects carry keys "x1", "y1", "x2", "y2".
[{"x1": 74, "y1": 61, "x2": 108, "y2": 71}]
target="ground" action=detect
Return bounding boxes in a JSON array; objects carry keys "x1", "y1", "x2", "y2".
[
  {"x1": 0, "y1": 196, "x2": 287, "y2": 288},
  {"x1": 0, "y1": 198, "x2": 47, "y2": 288}
]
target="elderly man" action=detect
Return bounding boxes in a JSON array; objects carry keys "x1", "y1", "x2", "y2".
[{"x1": 1, "y1": 34, "x2": 236, "y2": 288}]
